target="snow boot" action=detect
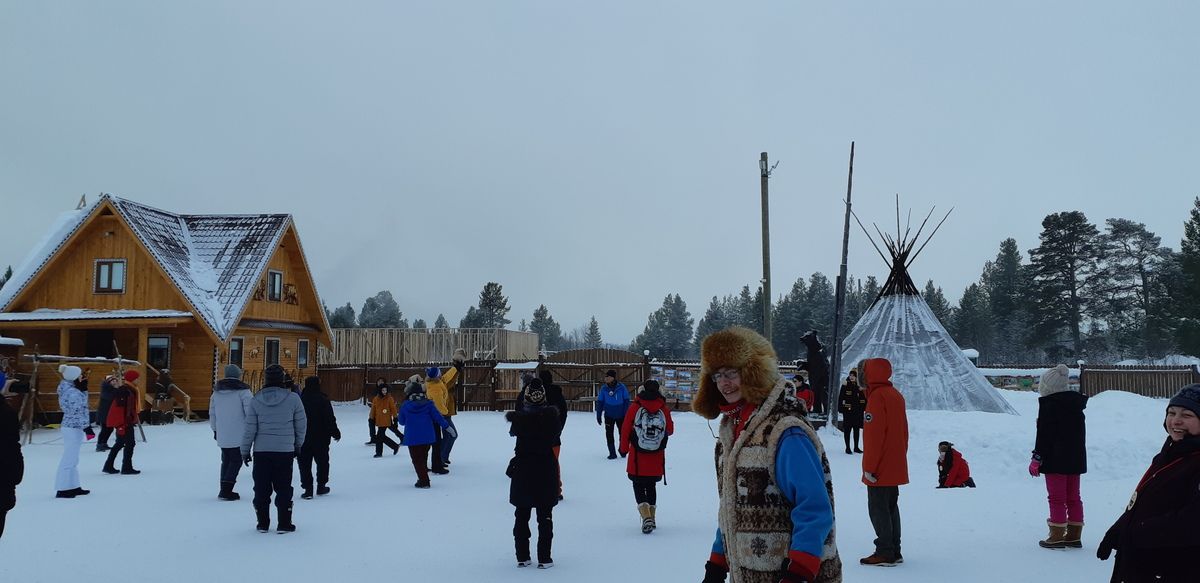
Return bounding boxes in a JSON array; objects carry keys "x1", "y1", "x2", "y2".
[
  {"x1": 517, "y1": 560, "x2": 533, "y2": 568},
  {"x1": 102, "y1": 448, "x2": 120, "y2": 474},
  {"x1": 1039, "y1": 522, "x2": 1069, "y2": 549},
  {"x1": 300, "y1": 488, "x2": 313, "y2": 500},
  {"x1": 120, "y1": 452, "x2": 140, "y2": 475},
  {"x1": 415, "y1": 479, "x2": 431, "y2": 489},
  {"x1": 56, "y1": 490, "x2": 78, "y2": 498},
  {"x1": 1064, "y1": 522, "x2": 1084, "y2": 549},
  {"x1": 255, "y1": 505, "x2": 270, "y2": 533},
  {"x1": 276, "y1": 504, "x2": 296, "y2": 533},
  {"x1": 638, "y1": 503, "x2": 653, "y2": 534},
  {"x1": 649, "y1": 504, "x2": 657, "y2": 531},
  {"x1": 317, "y1": 485, "x2": 330, "y2": 496},
  {"x1": 537, "y1": 561, "x2": 554, "y2": 569},
  {"x1": 68, "y1": 487, "x2": 90, "y2": 496},
  {"x1": 218, "y1": 481, "x2": 240, "y2": 501}
]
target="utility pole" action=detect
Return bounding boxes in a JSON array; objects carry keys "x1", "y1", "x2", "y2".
[
  {"x1": 829, "y1": 142, "x2": 854, "y2": 427},
  {"x1": 759, "y1": 152, "x2": 772, "y2": 341}
]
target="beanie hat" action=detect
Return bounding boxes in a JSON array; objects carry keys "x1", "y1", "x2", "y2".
[
  {"x1": 303, "y1": 376, "x2": 321, "y2": 393},
  {"x1": 605, "y1": 369, "x2": 617, "y2": 379},
  {"x1": 59, "y1": 364, "x2": 82, "y2": 382},
  {"x1": 264, "y1": 364, "x2": 287, "y2": 387},
  {"x1": 1038, "y1": 364, "x2": 1070, "y2": 397},
  {"x1": 1169, "y1": 384, "x2": 1200, "y2": 417},
  {"x1": 224, "y1": 364, "x2": 242, "y2": 380},
  {"x1": 426, "y1": 366, "x2": 440, "y2": 379},
  {"x1": 525, "y1": 378, "x2": 547, "y2": 406},
  {"x1": 122, "y1": 369, "x2": 140, "y2": 383},
  {"x1": 640, "y1": 379, "x2": 662, "y2": 400}
]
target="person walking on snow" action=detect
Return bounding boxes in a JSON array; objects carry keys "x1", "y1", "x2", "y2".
[
  {"x1": 859, "y1": 357, "x2": 909, "y2": 567},
  {"x1": 95, "y1": 371, "x2": 121, "y2": 452},
  {"x1": 429, "y1": 348, "x2": 466, "y2": 469},
  {"x1": 619, "y1": 379, "x2": 673, "y2": 534},
  {"x1": 695, "y1": 327, "x2": 842, "y2": 583},
  {"x1": 102, "y1": 369, "x2": 141, "y2": 476},
  {"x1": 399, "y1": 378, "x2": 454, "y2": 488},
  {"x1": 210, "y1": 364, "x2": 252, "y2": 501},
  {"x1": 936, "y1": 441, "x2": 976, "y2": 488},
  {"x1": 837, "y1": 370, "x2": 866, "y2": 455},
  {"x1": 369, "y1": 384, "x2": 401, "y2": 458},
  {"x1": 0, "y1": 374, "x2": 22, "y2": 539},
  {"x1": 595, "y1": 369, "x2": 630, "y2": 460},
  {"x1": 1030, "y1": 364, "x2": 1087, "y2": 549},
  {"x1": 299, "y1": 376, "x2": 341, "y2": 499},
  {"x1": 538, "y1": 369, "x2": 568, "y2": 500},
  {"x1": 241, "y1": 364, "x2": 307, "y2": 533},
  {"x1": 55, "y1": 365, "x2": 92, "y2": 498},
  {"x1": 506, "y1": 378, "x2": 561, "y2": 569}
]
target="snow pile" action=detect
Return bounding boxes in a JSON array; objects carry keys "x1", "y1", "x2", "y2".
[{"x1": 1115, "y1": 355, "x2": 1200, "y2": 367}]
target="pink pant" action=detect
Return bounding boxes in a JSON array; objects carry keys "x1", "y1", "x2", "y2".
[{"x1": 1044, "y1": 473, "x2": 1083, "y2": 524}]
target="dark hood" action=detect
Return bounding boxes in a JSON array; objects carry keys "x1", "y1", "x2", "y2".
[{"x1": 216, "y1": 378, "x2": 250, "y2": 392}]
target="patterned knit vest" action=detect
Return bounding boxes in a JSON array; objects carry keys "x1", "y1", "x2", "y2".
[{"x1": 715, "y1": 380, "x2": 843, "y2": 583}]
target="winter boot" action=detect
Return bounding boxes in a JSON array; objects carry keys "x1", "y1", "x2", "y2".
[
  {"x1": 102, "y1": 449, "x2": 120, "y2": 474},
  {"x1": 317, "y1": 485, "x2": 331, "y2": 496},
  {"x1": 255, "y1": 505, "x2": 270, "y2": 533},
  {"x1": 56, "y1": 490, "x2": 78, "y2": 498},
  {"x1": 218, "y1": 481, "x2": 240, "y2": 501},
  {"x1": 638, "y1": 502, "x2": 653, "y2": 534},
  {"x1": 300, "y1": 488, "x2": 313, "y2": 500},
  {"x1": 120, "y1": 450, "x2": 140, "y2": 475},
  {"x1": 415, "y1": 479, "x2": 431, "y2": 489},
  {"x1": 648, "y1": 504, "x2": 657, "y2": 531},
  {"x1": 276, "y1": 504, "x2": 296, "y2": 533},
  {"x1": 1064, "y1": 522, "x2": 1084, "y2": 549},
  {"x1": 1039, "y1": 522, "x2": 1069, "y2": 549}
]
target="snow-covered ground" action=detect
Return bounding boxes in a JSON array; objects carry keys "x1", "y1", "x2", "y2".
[{"x1": 0, "y1": 390, "x2": 1170, "y2": 581}]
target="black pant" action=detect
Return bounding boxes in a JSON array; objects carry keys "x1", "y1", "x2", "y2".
[
  {"x1": 0, "y1": 488, "x2": 12, "y2": 540},
  {"x1": 252, "y1": 452, "x2": 295, "y2": 511},
  {"x1": 299, "y1": 444, "x2": 329, "y2": 490},
  {"x1": 96, "y1": 425, "x2": 113, "y2": 448},
  {"x1": 843, "y1": 426, "x2": 861, "y2": 451},
  {"x1": 813, "y1": 388, "x2": 828, "y2": 416},
  {"x1": 604, "y1": 417, "x2": 622, "y2": 456},
  {"x1": 430, "y1": 425, "x2": 445, "y2": 471},
  {"x1": 373, "y1": 426, "x2": 398, "y2": 456},
  {"x1": 630, "y1": 475, "x2": 659, "y2": 505},
  {"x1": 104, "y1": 431, "x2": 135, "y2": 470},
  {"x1": 513, "y1": 506, "x2": 553, "y2": 563},
  {"x1": 220, "y1": 447, "x2": 243, "y2": 483},
  {"x1": 867, "y1": 486, "x2": 902, "y2": 559}
]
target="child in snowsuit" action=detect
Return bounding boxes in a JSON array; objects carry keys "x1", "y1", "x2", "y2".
[
  {"x1": 793, "y1": 376, "x2": 815, "y2": 413},
  {"x1": 399, "y1": 378, "x2": 452, "y2": 488},
  {"x1": 619, "y1": 379, "x2": 674, "y2": 534},
  {"x1": 936, "y1": 441, "x2": 976, "y2": 488},
  {"x1": 506, "y1": 379, "x2": 560, "y2": 568}
]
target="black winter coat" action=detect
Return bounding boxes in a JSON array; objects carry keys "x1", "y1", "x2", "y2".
[
  {"x1": 1101, "y1": 435, "x2": 1200, "y2": 582},
  {"x1": 837, "y1": 381, "x2": 866, "y2": 428},
  {"x1": 506, "y1": 405, "x2": 560, "y2": 509},
  {"x1": 97, "y1": 378, "x2": 117, "y2": 428},
  {"x1": 301, "y1": 386, "x2": 341, "y2": 448},
  {"x1": 0, "y1": 398, "x2": 22, "y2": 509},
  {"x1": 1034, "y1": 391, "x2": 1088, "y2": 474}
]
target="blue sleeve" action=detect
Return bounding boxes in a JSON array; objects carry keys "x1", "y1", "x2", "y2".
[
  {"x1": 711, "y1": 527, "x2": 725, "y2": 555},
  {"x1": 775, "y1": 428, "x2": 834, "y2": 558}
]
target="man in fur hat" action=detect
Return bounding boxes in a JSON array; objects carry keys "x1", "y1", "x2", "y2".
[{"x1": 694, "y1": 327, "x2": 842, "y2": 583}]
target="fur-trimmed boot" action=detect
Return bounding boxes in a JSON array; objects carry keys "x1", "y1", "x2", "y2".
[
  {"x1": 648, "y1": 504, "x2": 657, "y2": 531},
  {"x1": 1064, "y1": 522, "x2": 1084, "y2": 549},
  {"x1": 638, "y1": 502, "x2": 653, "y2": 534},
  {"x1": 1039, "y1": 522, "x2": 1069, "y2": 549}
]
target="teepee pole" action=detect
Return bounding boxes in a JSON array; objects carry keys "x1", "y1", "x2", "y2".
[{"x1": 829, "y1": 142, "x2": 855, "y2": 431}]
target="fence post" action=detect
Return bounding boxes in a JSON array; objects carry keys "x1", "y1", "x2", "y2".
[{"x1": 489, "y1": 362, "x2": 499, "y2": 411}]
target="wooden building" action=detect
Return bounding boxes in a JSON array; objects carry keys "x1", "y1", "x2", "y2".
[{"x1": 0, "y1": 194, "x2": 332, "y2": 414}]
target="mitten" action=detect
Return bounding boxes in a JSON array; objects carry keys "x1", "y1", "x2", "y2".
[
  {"x1": 1097, "y1": 529, "x2": 1119, "y2": 560},
  {"x1": 84, "y1": 426, "x2": 96, "y2": 440},
  {"x1": 596, "y1": 417, "x2": 603, "y2": 426},
  {"x1": 444, "y1": 425, "x2": 458, "y2": 439},
  {"x1": 702, "y1": 560, "x2": 728, "y2": 583},
  {"x1": 242, "y1": 453, "x2": 253, "y2": 466},
  {"x1": 779, "y1": 552, "x2": 816, "y2": 582},
  {"x1": 332, "y1": 428, "x2": 342, "y2": 441},
  {"x1": 1028, "y1": 453, "x2": 1042, "y2": 477}
]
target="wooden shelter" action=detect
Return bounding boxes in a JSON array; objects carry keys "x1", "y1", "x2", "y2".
[{"x1": 0, "y1": 194, "x2": 333, "y2": 417}]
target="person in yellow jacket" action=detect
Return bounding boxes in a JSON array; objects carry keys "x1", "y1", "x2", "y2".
[{"x1": 425, "y1": 349, "x2": 466, "y2": 473}]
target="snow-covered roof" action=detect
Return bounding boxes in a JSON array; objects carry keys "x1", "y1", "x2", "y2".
[
  {"x1": 0, "y1": 309, "x2": 192, "y2": 322},
  {"x1": 0, "y1": 336, "x2": 24, "y2": 347},
  {"x1": 0, "y1": 194, "x2": 292, "y2": 342}
]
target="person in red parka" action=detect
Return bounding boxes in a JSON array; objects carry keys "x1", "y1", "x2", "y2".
[
  {"x1": 859, "y1": 357, "x2": 909, "y2": 567},
  {"x1": 102, "y1": 369, "x2": 141, "y2": 475},
  {"x1": 936, "y1": 441, "x2": 976, "y2": 488},
  {"x1": 619, "y1": 379, "x2": 674, "y2": 534}
]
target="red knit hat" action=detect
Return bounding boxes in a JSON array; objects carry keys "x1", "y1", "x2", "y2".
[{"x1": 123, "y1": 369, "x2": 140, "y2": 383}]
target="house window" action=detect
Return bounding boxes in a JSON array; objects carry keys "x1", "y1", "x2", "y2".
[
  {"x1": 94, "y1": 259, "x2": 127, "y2": 294},
  {"x1": 148, "y1": 336, "x2": 171, "y2": 370},
  {"x1": 267, "y1": 270, "x2": 283, "y2": 302},
  {"x1": 229, "y1": 337, "x2": 244, "y2": 368},
  {"x1": 297, "y1": 339, "x2": 309, "y2": 369},
  {"x1": 265, "y1": 338, "x2": 280, "y2": 366}
]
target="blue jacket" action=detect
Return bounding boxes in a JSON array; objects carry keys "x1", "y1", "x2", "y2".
[
  {"x1": 399, "y1": 397, "x2": 449, "y2": 447},
  {"x1": 595, "y1": 382, "x2": 630, "y2": 421},
  {"x1": 710, "y1": 428, "x2": 833, "y2": 565}
]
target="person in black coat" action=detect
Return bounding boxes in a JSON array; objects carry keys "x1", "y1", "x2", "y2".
[
  {"x1": 506, "y1": 379, "x2": 561, "y2": 569},
  {"x1": 1029, "y1": 364, "x2": 1088, "y2": 549},
  {"x1": 800, "y1": 330, "x2": 830, "y2": 417},
  {"x1": 299, "y1": 376, "x2": 341, "y2": 499},
  {"x1": 837, "y1": 370, "x2": 866, "y2": 454},
  {"x1": 538, "y1": 369, "x2": 569, "y2": 500},
  {"x1": 95, "y1": 373, "x2": 119, "y2": 451},
  {"x1": 0, "y1": 378, "x2": 23, "y2": 539},
  {"x1": 1098, "y1": 384, "x2": 1200, "y2": 582}
]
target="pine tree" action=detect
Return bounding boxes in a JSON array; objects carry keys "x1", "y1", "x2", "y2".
[
  {"x1": 1029, "y1": 211, "x2": 1103, "y2": 358},
  {"x1": 631, "y1": 294, "x2": 694, "y2": 358},
  {"x1": 804, "y1": 273, "x2": 836, "y2": 340},
  {"x1": 585, "y1": 316, "x2": 602, "y2": 348},
  {"x1": 328, "y1": 302, "x2": 357, "y2": 328},
  {"x1": 953, "y1": 283, "x2": 992, "y2": 354},
  {"x1": 1096, "y1": 218, "x2": 1175, "y2": 357},
  {"x1": 434, "y1": 314, "x2": 450, "y2": 329},
  {"x1": 694, "y1": 296, "x2": 730, "y2": 348},
  {"x1": 459, "y1": 306, "x2": 484, "y2": 328},
  {"x1": 981, "y1": 239, "x2": 1031, "y2": 362},
  {"x1": 413, "y1": 318, "x2": 427, "y2": 329},
  {"x1": 0, "y1": 265, "x2": 11, "y2": 289},
  {"x1": 530, "y1": 305, "x2": 563, "y2": 351},
  {"x1": 923, "y1": 279, "x2": 955, "y2": 324},
  {"x1": 518, "y1": 319, "x2": 528, "y2": 333},
  {"x1": 772, "y1": 277, "x2": 811, "y2": 359},
  {"x1": 1176, "y1": 197, "x2": 1200, "y2": 355},
  {"x1": 358, "y1": 290, "x2": 403, "y2": 328},
  {"x1": 476, "y1": 282, "x2": 512, "y2": 329}
]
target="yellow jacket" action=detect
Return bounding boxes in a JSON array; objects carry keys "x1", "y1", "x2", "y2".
[
  {"x1": 426, "y1": 365, "x2": 459, "y2": 416},
  {"x1": 370, "y1": 394, "x2": 398, "y2": 427}
]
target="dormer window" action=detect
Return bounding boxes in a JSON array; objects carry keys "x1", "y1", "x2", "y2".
[
  {"x1": 268, "y1": 270, "x2": 283, "y2": 302},
  {"x1": 95, "y1": 259, "x2": 126, "y2": 294}
]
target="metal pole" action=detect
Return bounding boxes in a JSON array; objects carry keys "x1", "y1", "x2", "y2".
[
  {"x1": 760, "y1": 152, "x2": 772, "y2": 340},
  {"x1": 829, "y1": 142, "x2": 855, "y2": 428}
]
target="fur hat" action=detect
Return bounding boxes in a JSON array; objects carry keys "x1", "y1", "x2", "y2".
[
  {"x1": 59, "y1": 364, "x2": 82, "y2": 382},
  {"x1": 405, "y1": 374, "x2": 425, "y2": 397},
  {"x1": 223, "y1": 364, "x2": 242, "y2": 380},
  {"x1": 1169, "y1": 384, "x2": 1200, "y2": 417},
  {"x1": 693, "y1": 326, "x2": 781, "y2": 420},
  {"x1": 426, "y1": 366, "x2": 440, "y2": 379},
  {"x1": 525, "y1": 378, "x2": 547, "y2": 406},
  {"x1": 263, "y1": 364, "x2": 287, "y2": 387},
  {"x1": 1038, "y1": 364, "x2": 1071, "y2": 397},
  {"x1": 122, "y1": 369, "x2": 140, "y2": 383},
  {"x1": 452, "y1": 348, "x2": 467, "y2": 362}
]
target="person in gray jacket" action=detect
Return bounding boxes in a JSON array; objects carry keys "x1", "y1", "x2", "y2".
[
  {"x1": 241, "y1": 364, "x2": 307, "y2": 534},
  {"x1": 210, "y1": 364, "x2": 252, "y2": 501}
]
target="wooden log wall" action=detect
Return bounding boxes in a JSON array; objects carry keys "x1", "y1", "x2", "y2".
[
  {"x1": 1080, "y1": 365, "x2": 1200, "y2": 399},
  {"x1": 317, "y1": 328, "x2": 538, "y2": 365}
]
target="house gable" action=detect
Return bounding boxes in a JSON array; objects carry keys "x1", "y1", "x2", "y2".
[{"x1": 231, "y1": 223, "x2": 333, "y2": 348}]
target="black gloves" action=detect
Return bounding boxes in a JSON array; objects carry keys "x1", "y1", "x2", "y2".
[
  {"x1": 702, "y1": 560, "x2": 728, "y2": 583},
  {"x1": 242, "y1": 453, "x2": 253, "y2": 466},
  {"x1": 332, "y1": 429, "x2": 342, "y2": 442},
  {"x1": 1097, "y1": 529, "x2": 1118, "y2": 560}
]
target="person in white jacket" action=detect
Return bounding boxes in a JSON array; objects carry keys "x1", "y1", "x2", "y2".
[
  {"x1": 55, "y1": 365, "x2": 93, "y2": 498},
  {"x1": 210, "y1": 364, "x2": 252, "y2": 501}
]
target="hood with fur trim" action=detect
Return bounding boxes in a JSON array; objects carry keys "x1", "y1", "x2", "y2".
[{"x1": 694, "y1": 326, "x2": 780, "y2": 419}]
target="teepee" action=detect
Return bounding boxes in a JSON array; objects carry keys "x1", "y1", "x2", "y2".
[{"x1": 840, "y1": 203, "x2": 1018, "y2": 414}]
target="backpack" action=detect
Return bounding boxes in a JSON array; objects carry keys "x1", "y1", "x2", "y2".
[{"x1": 632, "y1": 406, "x2": 667, "y2": 452}]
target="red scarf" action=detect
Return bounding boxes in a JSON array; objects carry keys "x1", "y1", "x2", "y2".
[{"x1": 719, "y1": 400, "x2": 756, "y2": 442}]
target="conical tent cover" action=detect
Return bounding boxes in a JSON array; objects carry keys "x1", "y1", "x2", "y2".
[{"x1": 840, "y1": 294, "x2": 1018, "y2": 414}]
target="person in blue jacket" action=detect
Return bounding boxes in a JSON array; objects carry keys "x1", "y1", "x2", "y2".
[
  {"x1": 399, "y1": 377, "x2": 455, "y2": 489},
  {"x1": 595, "y1": 369, "x2": 630, "y2": 460}
]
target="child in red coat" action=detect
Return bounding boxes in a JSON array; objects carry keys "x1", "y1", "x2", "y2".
[
  {"x1": 937, "y1": 441, "x2": 976, "y2": 488},
  {"x1": 619, "y1": 380, "x2": 674, "y2": 534}
]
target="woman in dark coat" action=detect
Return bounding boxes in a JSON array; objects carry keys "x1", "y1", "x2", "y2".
[
  {"x1": 505, "y1": 378, "x2": 560, "y2": 569},
  {"x1": 837, "y1": 370, "x2": 866, "y2": 454},
  {"x1": 1098, "y1": 385, "x2": 1200, "y2": 582},
  {"x1": 1029, "y1": 364, "x2": 1087, "y2": 549},
  {"x1": 0, "y1": 374, "x2": 23, "y2": 539},
  {"x1": 299, "y1": 376, "x2": 341, "y2": 500}
]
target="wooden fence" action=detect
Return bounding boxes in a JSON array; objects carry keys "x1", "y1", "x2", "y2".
[
  {"x1": 1079, "y1": 365, "x2": 1200, "y2": 398},
  {"x1": 317, "y1": 328, "x2": 539, "y2": 365}
]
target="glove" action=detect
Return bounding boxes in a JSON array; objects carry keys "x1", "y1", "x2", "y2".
[
  {"x1": 863, "y1": 471, "x2": 878, "y2": 484},
  {"x1": 597, "y1": 417, "x2": 603, "y2": 426},
  {"x1": 1097, "y1": 528, "x2": 1118, "y2": 560},
  {"x1": 332, "y1": 429, "x2": 342, "y2": 442},
  {"x1": 1028, "y1": 454, "x2": 1042, "y2": 477},
  {"x1": 242, "y1": 453, "x2": 253, "y2": 466},
  {"x1": 778, "y1": 558, "x2": 813, "y2": 583},
  {"x1": 84, "y1": 426, "x2": 96, "y2": 440},
  {"x1": 444, "y1": 425, "x2": 457, "y2": 439},
  {"x1": 702, "y1": 560, "x2": 728, "y2": 583},
  {"x1": 213, "y1": 431, "x2": 218, "y2": 441}
]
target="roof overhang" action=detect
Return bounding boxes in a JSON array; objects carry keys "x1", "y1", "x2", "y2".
[
  {"x1": 237, "y1": 319, "x2": 321, "y2": 333},
  {"x1": 0, "y1": 309, "x2": 194, "y2": 329}
]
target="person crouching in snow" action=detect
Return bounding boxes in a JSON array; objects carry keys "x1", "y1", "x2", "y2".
[
  {"x1": 794, "y1": 375, "x2": 815, "y2": 413},
  {"x1": 936, "y1": 442, "x2": 976, "y2": 488},
  {"x1": 695, "y1": 326, "x2": 842, "y2": 583},
  {"x1": 1029, "y1": 364, "x2": 1087, "y2": 549},
  {"x1": 505, "y1": 378, "x2": 560, "y2": 569},
  {"x1": 399, "y1": 377, "x2": 453, "y2": 489},
  {"x1": 619, "y1": 379, "x2": 673, "y2": 534}
]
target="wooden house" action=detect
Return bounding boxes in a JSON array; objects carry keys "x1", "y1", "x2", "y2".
[{"x1": 0, "y1": 194, "x2": 332, "y2": 414}]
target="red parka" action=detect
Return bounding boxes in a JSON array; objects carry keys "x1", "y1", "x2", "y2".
[
  {"x1": 106, "y1": 386, "x2": 139, "y2": 436},
  {"x1": 861, "y1": 358, "x2": 909, "y2": 487},
  {"x1": 619, "y1": 397, "x2": 674, "y2": 477},
  {"x1": 939, "y1": 449, "x2": 971, "y2": 488}
]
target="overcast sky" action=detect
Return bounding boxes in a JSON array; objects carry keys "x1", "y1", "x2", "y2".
[{"x1": 1, "y1": 2, "x2": 1195, "y2": 344}]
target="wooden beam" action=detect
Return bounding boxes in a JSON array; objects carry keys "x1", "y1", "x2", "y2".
[
  {"x1": 137, "y1": 326, "x2": 149, "y2": 415},
  {"x1": 59, "y1": 328, "x2": 70, "y2": 356},
  {"x1": 0, "y1": 317, "x2": 191, "y2": 330}
]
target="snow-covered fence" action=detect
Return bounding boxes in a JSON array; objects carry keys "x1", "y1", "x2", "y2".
[
  {"x1": 1079, "y1": 364, "x2": 1200, "y2": 399},
  {"x1": 317, "y1": 328, "x2": 538, "y2": 365}
]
